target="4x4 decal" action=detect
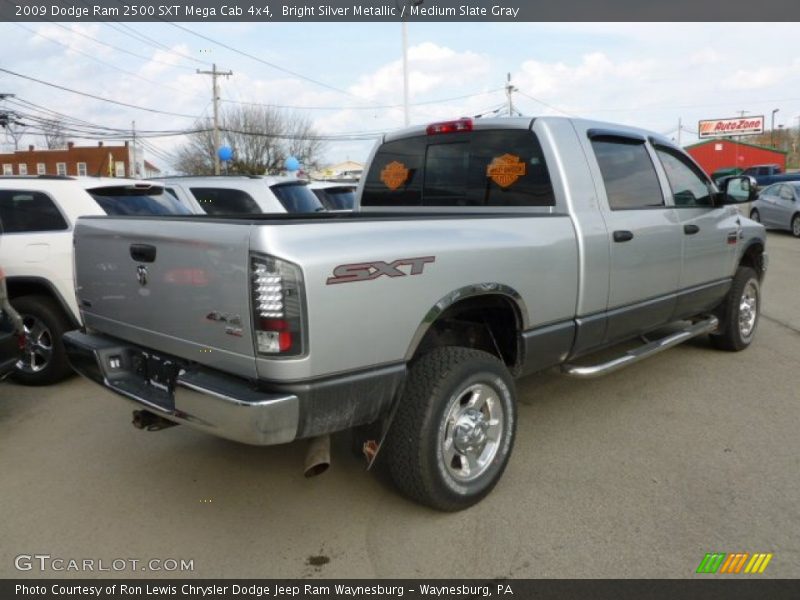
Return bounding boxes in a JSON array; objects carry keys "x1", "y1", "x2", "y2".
[{"x1": 327, "y1": 256, "x2": 435, "y2": 285}]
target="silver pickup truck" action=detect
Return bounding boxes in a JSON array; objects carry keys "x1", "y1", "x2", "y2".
[{"x1": 64, "y1": 117, "x2": 767, "y2": 511}]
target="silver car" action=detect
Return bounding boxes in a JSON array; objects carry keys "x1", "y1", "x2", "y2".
[{"x1": 750, "y1": 182, "x2": 800, "y2": 237}]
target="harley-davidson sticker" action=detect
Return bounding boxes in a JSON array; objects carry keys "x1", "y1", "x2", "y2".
[
  {"x1": 380, "y1": 161, "x2": 410, "y2": 190},
  {"x1": 487, "y1": 154, "x2": 526, "y2": 188}
]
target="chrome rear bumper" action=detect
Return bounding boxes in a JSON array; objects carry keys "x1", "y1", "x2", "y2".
[{"x1": 63, "y1": 331, "x2": 298, "y2": 445}]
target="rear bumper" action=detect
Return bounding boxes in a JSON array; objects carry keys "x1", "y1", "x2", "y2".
[{"x1": 63, "y1": 331, "x2": 299, "y2": 445}]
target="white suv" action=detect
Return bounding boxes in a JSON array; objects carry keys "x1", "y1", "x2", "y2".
[
  {"x1": 0, "y1": 176, "x2": 189, "y2": 385},
  {"x1": 154, "y1": 175, "x2": 325, "y2": 214}
]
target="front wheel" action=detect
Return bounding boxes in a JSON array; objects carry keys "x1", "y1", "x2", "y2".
[
  {"x1": 792, "y1": 214, "x2": 800, "y2": 238},
  {"x1": 750, "y1": 209, "x2": 760, "y2": 223},
  {"x1": 383, "y1": 347, "x2": 517, "y2": 511},
  {"x1": 710, "y1": 266, "x2": 761, "y2": 352}
]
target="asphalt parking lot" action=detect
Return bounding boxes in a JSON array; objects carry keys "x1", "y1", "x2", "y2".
[{"x1": 1, "y1": 231, "x2": 798, "y2": 579}]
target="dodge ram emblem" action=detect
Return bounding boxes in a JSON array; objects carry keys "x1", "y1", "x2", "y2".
[
  {"x1": 487, "y1": 154, "x2": 526, "y2": 188},
  {"x1": 380, "y1": 161, "x2": 410, "y2": 190},
  {"x1": 136, "y1": 265, "x2": 148, "y2": 287}
]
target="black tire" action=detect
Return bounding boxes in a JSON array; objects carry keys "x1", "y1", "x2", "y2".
[
  {"x1": 10, "y1": 295, "x2": 73, "y2": 385},
  {"x1": 383, "y1": 347, "x2": 516, "y2": 511},
  {"x1": 709, "y1": 267, "x2": 760, "y2": 352},
  {"x1": 750, "y1": 209, "x2": 760, "y2": 223},
  {"x1": 792, "y1": 214, "x2": 800, "y2": 238}
]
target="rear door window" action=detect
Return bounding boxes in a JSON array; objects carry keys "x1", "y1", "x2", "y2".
[
  {"x1": 0, "y1": 190, "x2": 68, "y2": 233},
  {"x1": 189, "y1": 187, "x2": 260, "y2": 215},
  {"x1": 590, "y1": 138, "x2": 664, "y2": 210},
  {"x1": 361, "y1": 129, "x2": 555, "y2": 207}
]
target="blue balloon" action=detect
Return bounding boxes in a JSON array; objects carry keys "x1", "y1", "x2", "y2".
[
  {"x1": 285, "y1": 156, "x2": 300, "y2": 172},
  {"x1": 218, "y1": 146, "x2": 233, "y2": 161}
]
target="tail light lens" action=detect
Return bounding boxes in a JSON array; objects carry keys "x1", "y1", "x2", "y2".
[
  {"x1": 426, "y1": 118, "x2": 473, "y2": 135},
  {"x1": 250, "y1": 254, "x2": 305, "y2": 356}
]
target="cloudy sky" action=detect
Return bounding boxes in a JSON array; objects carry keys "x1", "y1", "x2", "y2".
[{"x1": 1, "y1": 21, "x2": 799, "y2": 171}]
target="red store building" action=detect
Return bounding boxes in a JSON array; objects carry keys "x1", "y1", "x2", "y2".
[{"x1": 684, "y1": 139, "x2": 787, "y2": 177}]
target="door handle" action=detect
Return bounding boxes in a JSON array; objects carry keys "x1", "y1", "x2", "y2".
[
  {"x1": 613, "y1": 230, "x2": 634, "y2": 243},
  {"x1": 684, "y1": 224, "x2": 700, "y2": 235},
  {"x1": 130, "y1": 244, "x2": 156, "y2": 263}
]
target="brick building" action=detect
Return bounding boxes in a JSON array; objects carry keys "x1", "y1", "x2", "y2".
[{"x1": 0, "y1": 141, "x2": 160, "y2": 178}]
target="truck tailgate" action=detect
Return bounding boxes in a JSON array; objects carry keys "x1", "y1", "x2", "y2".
[{"x1": 74, "y1": 217, "x2": 257, "y2": 379}]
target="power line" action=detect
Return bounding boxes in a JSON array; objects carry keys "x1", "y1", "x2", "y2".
[
  {"x1": 43, "y1": 20, "x2": 197, "y2": 72},
  {"x1": 0, "y1": 68, "x2": 202, "y2": 119},
  {"x1": 13, "y1": 23, "x2": 198, "y2": 99},
  {"x1": 516, "y1": 90, "x2": 576, "y2": 117},
  {"x1": 166, "y1": 22, "x2": 376, "y2": 104},
  {"x1": 218, "y1": 88, "x2": 505, "y2": 111}
]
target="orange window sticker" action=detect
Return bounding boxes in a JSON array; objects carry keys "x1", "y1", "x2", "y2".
[
  {"x1": 380, "y1": 161, "x2": 410, "y2": 190},
  {"x1": 487, "y1": 154, "x2": 526, "y2": 188}
]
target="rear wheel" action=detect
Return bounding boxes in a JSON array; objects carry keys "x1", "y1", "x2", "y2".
[
  {"x1": 383, "y1": 347, "x2": 516, "y2": 511},
  {"x1": 792, "y1": 214, "x2": 800, "y2": 238},
  {"x1": 11, "y1": 295, "x2": 73, "y2": 385},
  {"x1": 710, "y1": 266, "x2": 760, "y2": 352},
  {"x1": 750, "y1": 209, "x2": 760, "y2": 223}
]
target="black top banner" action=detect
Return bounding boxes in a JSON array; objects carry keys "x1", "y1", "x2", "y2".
[{"x1": 2, "y1": 0, "x2": 799, "y2": 22}]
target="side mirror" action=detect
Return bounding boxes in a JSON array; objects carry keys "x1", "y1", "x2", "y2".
[{"x1": 720, "y1": 175, "x2": 757, "y2": 204}]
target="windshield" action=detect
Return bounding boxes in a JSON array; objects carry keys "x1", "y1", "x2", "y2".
[
  {"x1": 270, "y1": 182, "x2": 325, "y2": 213},
  {"x1": 312, "y1": 187, "x2": 356, "y2": 210},
  {"x1": 89, "y1": 186, "x2": 191, "y2": 216}
]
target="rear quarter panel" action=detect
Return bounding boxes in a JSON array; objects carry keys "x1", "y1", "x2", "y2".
[{"x1": 253, "y1": 216, "x2": 579, "y2": 380}]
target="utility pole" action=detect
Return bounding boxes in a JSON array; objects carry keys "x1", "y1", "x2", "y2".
[
  {"x1": 505, "y1": 73, "x2": 517, "y2": 117},
  {"x1": 677, "y1": 117, "x2": 682, "y2": 146},
  {"x1": 197, "y1": 64, "x2": 232, "y2": 175},
  {"x1": 131, "y1": 120, "x2": 137, "y2": 178}
]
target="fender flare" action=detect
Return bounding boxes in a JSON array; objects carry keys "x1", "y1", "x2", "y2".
[{"x1": 403, "y1": 282, "x2": 529, "y2": 361}]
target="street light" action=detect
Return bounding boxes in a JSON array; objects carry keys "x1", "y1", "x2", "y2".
[{"x1": 771, "y1": 108, "x2": 780, "y2": 147}]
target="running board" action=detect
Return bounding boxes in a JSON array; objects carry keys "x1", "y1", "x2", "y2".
[{"x1": 561, "y1": 316, "x2": 719, "y2": 379}]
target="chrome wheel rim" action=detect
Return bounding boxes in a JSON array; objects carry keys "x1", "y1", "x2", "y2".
[
  {"x1": 439, "y1": 382, "x2": 504, "y2": 483},
  {"x1": 751, "y1": 211, "x2": 759, "y2": 223},
  {"x1": 793, "y1": 217, "x2": 800, "y2": 237},
  {"x1": 738, "y1": 281, "x2": 758, "y2": 339},
  {"x1": 16, "y1": 315, "x2": 53, "y2": 374}
]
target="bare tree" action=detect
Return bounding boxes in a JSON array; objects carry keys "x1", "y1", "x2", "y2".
[{"x1": 174, "y1": 105, "x2": 327, "y2": 175}]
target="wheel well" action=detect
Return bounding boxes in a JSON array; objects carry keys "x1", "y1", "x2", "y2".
[
  {"x1": 739, "y1": 243, "x2": 765, "y2": 281},
  {"x1": 412, "y1": 295, "x2": 522, "y2": 372},
  {"x1": 5, "y1": 278, "x2": 77, "y2": 327}
]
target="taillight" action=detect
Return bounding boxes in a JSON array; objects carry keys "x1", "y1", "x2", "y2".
[
  {"x1": 250, "y1": 254, "x2": 305, "y2": 356},
  {"x1": 426, "y1": 118, "x2": 473, "y2": 135}
]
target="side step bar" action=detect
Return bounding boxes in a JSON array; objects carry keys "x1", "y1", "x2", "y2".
[{"x1": 561, "y1": 316, "x2": 719, "y2": 379}]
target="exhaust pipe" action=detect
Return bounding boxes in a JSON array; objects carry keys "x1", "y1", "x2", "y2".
[
  {"x1": 132, "y1": 410, "x2": 178, "y2": 432},
  {"x1": 304, "y1": 435, "x2": 330, "y2": 478}
]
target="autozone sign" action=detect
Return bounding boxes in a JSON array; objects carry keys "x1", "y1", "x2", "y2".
[{"x1": 698, "y1": 116, "x2": 765, "y2": 138}]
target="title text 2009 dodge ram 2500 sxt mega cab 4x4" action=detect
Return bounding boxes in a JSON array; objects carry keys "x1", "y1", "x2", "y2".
[{"x1": 64, "y1": 117, "x2": 766, "y2": 511}]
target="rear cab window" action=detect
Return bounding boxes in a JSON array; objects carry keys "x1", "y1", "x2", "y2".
[
  {"x1": 189, "y1": 187, "x2": 261, "y2": 215},
  {"x1": 270, "y1": 182, "x2": 325, "y2": 213},
  {"x1": 313, "y1": 187, "x2": 356, "y2": 210},
  {"x1": 88, "y1": 186, "x2": 192, "y2": 216},
  {"x1": 361, "y1": 128, "x2": 555, "y2": 208}
]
